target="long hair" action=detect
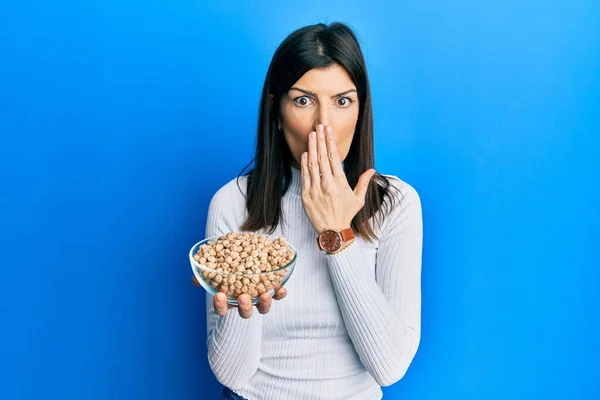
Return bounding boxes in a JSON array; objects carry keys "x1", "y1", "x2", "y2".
[{"x1": 238, "y1": 22, "x2": 401, "y2": 242}]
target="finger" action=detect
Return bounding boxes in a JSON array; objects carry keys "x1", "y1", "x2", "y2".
[
  {"x1": 272, "y1": 287, "x2": 287, "y2": 301},
  {"x1": 256, "y1": 292, "x2": 272, "y2": 314},
  {"x1": 301, "y1": 151, "x2": 311, "y2": 194},
  {"x1": 317, "y1": 125, "x2": 333, "y2": 180},
  {"x1": 307, "y1": 130, "x2": 320, "y2": 188},
  {"x1": 354, "y1": 169, "x2": 377, "y2": 203},
  {"x1": 213, "y1": 292, "x2": 230, "y2": 316},
  {"x1": 191, "y1": 276, "x2": 200, "y2": 286},
  {"x1": 237, "y1": 294, "x2": 253, "y2": 319},
  {"x1": 325, "y1": 126, "x2": 345, "y2": 179}
]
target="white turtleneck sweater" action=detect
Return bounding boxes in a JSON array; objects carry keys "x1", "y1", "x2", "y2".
[{"x1": 204, "y1": 166, "x2": 422, "y2": 400}]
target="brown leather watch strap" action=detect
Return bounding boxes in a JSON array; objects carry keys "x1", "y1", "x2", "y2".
[{"x1": 339, "y1": 227, "x2": 355, "y2": 242}]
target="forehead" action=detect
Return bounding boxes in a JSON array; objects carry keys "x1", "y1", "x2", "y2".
[{"x1": 292, "y1": 64, "x2": 356, "y2": 94}]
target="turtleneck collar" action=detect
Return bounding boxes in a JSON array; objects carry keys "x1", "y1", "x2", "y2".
[{"x1": 287, "y1": 165, "x2": 303, "y2": 195}]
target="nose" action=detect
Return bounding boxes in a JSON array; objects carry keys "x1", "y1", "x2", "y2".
[{"x1": 313, "y1": 103, "x2": 329, "y2": 131}]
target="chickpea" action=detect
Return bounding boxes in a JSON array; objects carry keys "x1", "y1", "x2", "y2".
[
  {"x1": 195, "y1": 232, "x2": 292, "y2": 299},
  {"x1": 256, "y1": 283, "x2": 266, "y2": 295}
]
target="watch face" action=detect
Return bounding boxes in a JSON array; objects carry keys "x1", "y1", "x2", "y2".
[{"x1": 319, "y1": 230, "x2": 342, "y2": 252}]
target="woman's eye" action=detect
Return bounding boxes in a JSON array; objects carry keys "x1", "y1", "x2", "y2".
[
  {"x1": 294, "y1": 96, "x2": 311, "y2": 107},
  {"x1": 336, "y1": 97, "x2": 354, "y2": 108}
]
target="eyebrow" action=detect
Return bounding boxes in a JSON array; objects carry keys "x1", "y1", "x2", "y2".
[{"x1": 289, "y1": 87, "x2": 358, "y2": 98}]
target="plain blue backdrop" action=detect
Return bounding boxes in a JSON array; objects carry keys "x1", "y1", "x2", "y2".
[{"x1": 1, "y1": 1, "x2": 598, "y2": 399}]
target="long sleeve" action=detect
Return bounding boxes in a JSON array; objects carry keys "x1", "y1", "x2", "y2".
[
  {"x1": 325, "y1": 181, "x2": 423, "y2": 386},
  {"x1": 204, "y1": 182, "x2": 263, "y2": 389}
]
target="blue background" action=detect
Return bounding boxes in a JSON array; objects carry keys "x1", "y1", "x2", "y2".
[{"x1": 1, "y1": 1, "x2": 598, "y2": 399}]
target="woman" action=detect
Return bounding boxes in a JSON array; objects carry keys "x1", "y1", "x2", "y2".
[{"x1": 194, "y1": 22, "x2": 423, "y2": 400}]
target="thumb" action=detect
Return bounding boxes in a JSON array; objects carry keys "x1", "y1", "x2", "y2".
[{"x1": 353, "y1": 169, "x2": 376, "y2": 201}]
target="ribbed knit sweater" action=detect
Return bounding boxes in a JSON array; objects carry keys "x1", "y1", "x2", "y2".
[{"x1": 205, "y1": 166, "x2": 422, "y2": 400}]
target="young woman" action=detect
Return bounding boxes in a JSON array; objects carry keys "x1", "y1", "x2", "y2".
[{"x1": 194, "y1": 22, "x2": 423, "y2": 400}]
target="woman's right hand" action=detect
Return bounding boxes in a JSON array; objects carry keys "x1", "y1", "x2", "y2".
[{"x1": 192, "y1": 276, "x2": 288, "y2": 318}]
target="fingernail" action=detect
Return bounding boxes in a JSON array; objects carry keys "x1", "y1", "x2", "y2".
[
  {"x1": 318, "y1": 130, "x2": 324, "y2": 139},
  {"x1": 239, "y1": 297, "x2": 247, "y2": 305}
]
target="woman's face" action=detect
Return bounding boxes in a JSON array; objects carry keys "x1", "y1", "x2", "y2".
[{"x1": 279, "y1": 64, "x2": 359, "y2": 169}]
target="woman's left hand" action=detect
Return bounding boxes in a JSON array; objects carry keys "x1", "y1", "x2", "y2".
[{"x1": 300, "y1": 124, "x2": 376, "y2": 234}]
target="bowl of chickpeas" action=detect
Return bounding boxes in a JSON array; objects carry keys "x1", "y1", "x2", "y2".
[{"x1": 189, "y1": 231, "x2": 297, "y2": 306}]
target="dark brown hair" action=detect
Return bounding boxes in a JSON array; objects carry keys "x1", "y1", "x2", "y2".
[{"x1": 238, "y1": 22, "x2": 401, "y2": 242}]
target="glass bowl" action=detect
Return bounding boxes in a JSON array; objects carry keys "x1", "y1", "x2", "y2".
[{"x1": 189, "y1": 234, "x2": 297, "y2": 306}]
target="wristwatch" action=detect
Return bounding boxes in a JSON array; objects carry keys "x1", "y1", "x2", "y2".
[{"x1": 316, "y1": 227, "x2": 356, "y2": 254}]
